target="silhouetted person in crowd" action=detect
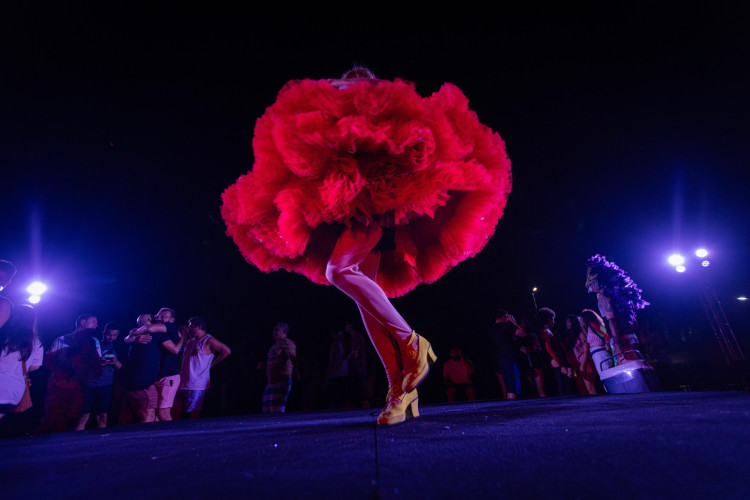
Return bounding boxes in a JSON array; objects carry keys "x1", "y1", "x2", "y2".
[
  {"x1": 536, "y1": 307, "x2": 573, "y2": 396},
  {"x1": 121, "y1": 312, "x2": 183, "y2": 423},
  {"x1": 118, "y1": 313, "x2": 151, "y2": 424},
  {"x1": 517, "y1": 316, "x2": 548, "y2": 397},
  {"x1": 443, "y1": 347, "x2": 475, "y2": 402},
  {"x1": 38, "y1": 327, "x2": 101, "y2": 433},
  {"x1": 174, "y1": 316, "x2": 231, "y2": 419},
  {"x1": 261, "y1": 322, "x2": 298, "y2": 413},
  {"x1": 75, "y1": 322, "x2": 123, "y2": 430},
  {"x1": 324, "y1": 329, "x2": 349, "y2": 408},
  {"x1": 109, "y1": 322, "x2": 131, "y2": 426},
  {"x1": 50, "y1": 314, "x2": 101, "y2": 355},
  {"x1": 0, "y1": 304, "x2": 44, "y2": 420},
  {"x1": 489, "y1": 309, "x2": 523, "y2": 399},
  {"x1": 566, "y1": 314, "x2": 598, "y2": 395},
  {"x1": 150, "y1": 308, "x2": 182, "y2": 421},
  {"x1": 39, "y1": 314, "x2": 102, "y2": 432}
]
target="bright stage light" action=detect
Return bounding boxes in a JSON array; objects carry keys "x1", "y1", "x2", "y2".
[
  {"x1": 28, "y1": 295, "x2": 41, "y2": 304},
  {"x1": 738, "y1": 296, "x2": 748, "y2": 301},
  {"x1": 27, "y1": 281, "x2": 47, "y2": 295},
  {"x1": 695, "y1": 248, "x2": 709, "y2": 258},
  {"x1": 532, "y1": 287, "x2": 538, "y2": 292},
  {"x1": 701, "y1": 260, "x2": 710, "y2": 267},
  {"x1": 668, "y1": 254, "x2": 685, "y2": 267},
  {"x1": 675, "y1": 265, "x2": 686, "y2": 273}
]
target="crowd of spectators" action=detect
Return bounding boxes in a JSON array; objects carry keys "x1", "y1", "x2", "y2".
[
  {"x1": 1, "y1": 308, "x2": 232, "y2": 436},
  {"x1": 482, "y1": 306, "x2": 604, "y2": 399},
  {"x1": 0, "y1": 257, "x2": 687, "y2": 436},
  {"x1": 1, "y1": 259, "x2": 236, "y2": 436},
  {"x1": 1, "y1": 258, "x2": 386, "y2": 436},
  {"x1": 467, "y1": 305, "x2": 677, "y2": 401}
]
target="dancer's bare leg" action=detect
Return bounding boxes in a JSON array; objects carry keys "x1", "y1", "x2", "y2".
[
  {"x1": 325, "y1": 222, "x2": 413, "y2": 345},
  {"x1": 357, "y1": 252, "x2": 403, "y2": 391},
  {"x1": 326, "y1": 221, "x2": 433, "y2": 401}
]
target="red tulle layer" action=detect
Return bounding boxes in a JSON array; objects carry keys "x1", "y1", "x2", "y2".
[{"x1": 221, "y1": 78, "x2": 512, "y2": 297}]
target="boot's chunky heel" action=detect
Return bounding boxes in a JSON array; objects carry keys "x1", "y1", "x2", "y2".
[
  {"x1": 402, "y1": 331, "x2": 437, "y2": 393},
  {"x1": 377, "y1": 389, "x2": 419, "y2": 425},
  {"x1": 427, "y1": 345, "x2": 437, "y2": 364},
  {"x1": 406, "y1": 397, "x2": 420, "y2": 419}
]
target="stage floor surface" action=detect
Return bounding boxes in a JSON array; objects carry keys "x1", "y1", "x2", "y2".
[{"x1": 3, "y1": 391, "x2": 749, "y2": 499}]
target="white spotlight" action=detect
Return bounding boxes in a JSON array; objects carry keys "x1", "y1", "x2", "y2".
[
  {"x1": 27, "y1": 281, "x2": 47, "y2": 295},
  {"x1": 701, "y1": 260, "x2": 710, "y2": 267},
  {"x1": 738, "y1": 296, "x2": 748, "y2": 301},
  {"x1": 695, "y1": 248, "x2": 709, "y2": 258},
  {"x1": 28, "y1": 295, "x2": 41, "y2": 304},
  {"x1": 668, "y1": 254, "x2": 686, "y2": 267},
  {"x1": 675, "y1": 265, "x2": 687, "y2": 273}
]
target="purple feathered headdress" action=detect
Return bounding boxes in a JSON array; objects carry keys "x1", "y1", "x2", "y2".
[{"x1": 586, "y1": 254, "x2": 649, "y2": 325}]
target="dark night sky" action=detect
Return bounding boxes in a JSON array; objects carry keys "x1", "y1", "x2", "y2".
[{"x1": 2, "y1": 5, "x2": 749, "y2": 365}]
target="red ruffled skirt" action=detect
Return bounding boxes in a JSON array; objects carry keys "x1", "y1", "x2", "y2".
[{"x1": 221, "y1": 78, "x2": 512, "y2": 297}]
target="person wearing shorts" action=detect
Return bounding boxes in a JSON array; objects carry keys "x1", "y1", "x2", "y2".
[
  {"x1": 174, "y1": 316, "x2": 231, "y2": 419},
  {"x1": 152, "y1": 308, "x2": 182, "y2": 421},
  {"x1": 178, "y1": 389, "x2": 206, "y2": 415},
  {"x1": 125, "y1": 385, "x2": 158, "y2": 419},
  {"x1": 155, "y1": 374, "x2": 180, "y2": 414},
  {"x1": 122, "y1": 311, "x2": 182, "y2": 423}
]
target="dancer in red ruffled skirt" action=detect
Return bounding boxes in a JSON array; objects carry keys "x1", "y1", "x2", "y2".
[{"x1": 222, "y1": 67, "x2": 512, "y2": 424}]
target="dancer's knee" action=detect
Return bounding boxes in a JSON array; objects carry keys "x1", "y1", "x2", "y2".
[{"x1": 325, "y1": 262, "x2": 347, "y2": 287}]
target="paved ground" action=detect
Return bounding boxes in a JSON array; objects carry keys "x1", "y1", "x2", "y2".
[{"x1": 3, "y1": 391, "x2": 749, "y2": 499}]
